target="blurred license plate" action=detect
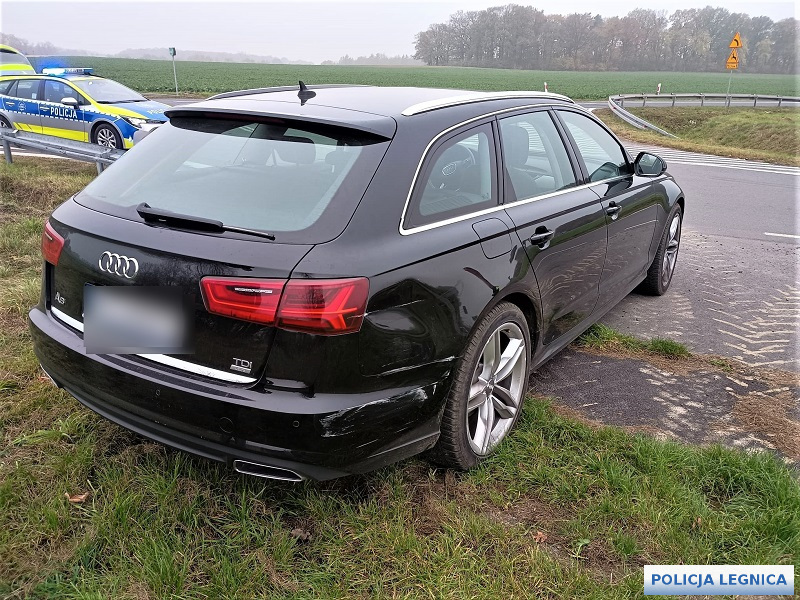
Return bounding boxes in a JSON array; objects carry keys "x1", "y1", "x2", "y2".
[{"x1": 83, "y1": 285, "x2": 193, "y2": 354}]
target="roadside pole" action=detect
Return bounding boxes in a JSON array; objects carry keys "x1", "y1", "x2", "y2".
[
  {"x1": 725, "y1": 70, "x2": 733, "y2": 107},
  {"x1": 169, "y1": 47, "x2": 178, "y2": 97},
  {"x1": 725, "y1": 33, "x2": 741, "y2": 108},
  {"x1": 3, "y1": 136, "x2": 12, "y2": 164}
]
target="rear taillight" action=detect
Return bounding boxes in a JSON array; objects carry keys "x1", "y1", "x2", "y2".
[
  {"x1": 278, "y1": 278, "x2": 370, "y2": 334},
  {"x1": 41, "y1": 221, "x2": 64, "y2": 266},
  {"x1": 200, "y1": 278, "x2": 285, "y2": 325},
  {"x1": 200, "y1": 277, "x2": 369, "y2": 335}
]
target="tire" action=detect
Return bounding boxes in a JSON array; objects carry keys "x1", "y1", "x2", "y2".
[
  {"x1": 640, "y1": 205, "x2": 682, "y2": 296},
  {"x1": 428, "y1": 302, "x2": 531, "y2": 470},
  {"x1": 0, "y1": 116, "x2": 12, "y2": 129},
  {"x1": 92, "y1": 123, "x2": 122, "y2": 149}
]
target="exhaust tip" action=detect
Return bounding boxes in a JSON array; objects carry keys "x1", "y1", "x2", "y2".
[{"x1": 233, "y1": 459, "x2": 304, "y2": 482}]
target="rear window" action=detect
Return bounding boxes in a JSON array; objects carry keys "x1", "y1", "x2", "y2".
[
  {"x1": 75, "y1": 117, "x2": 390, "y2": 243},
  {"x1": 0, "y1": 49, "x2": 32, "y2": 66}
]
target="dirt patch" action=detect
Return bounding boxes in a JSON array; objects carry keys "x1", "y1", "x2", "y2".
[
  {"x1": 550, "y1": 402, "x2": 606, "y2": 430},
  {"x1": 483, "y1": 494, "x2": 570, "y2": 532},
  {"x1": 621, "y1": 424, "x2": 677, "y2": 442},
  {"x1": 482, "y1": 496, "x2": 647, "y2": 581},
  {"x1": 733, "y1": 387, "x2": 800, "y2": 460},
  {"x1": 403, "y1": 465, "x2": 473, "y2": 536},
  {"x1": 578, "y1": 343, "x2": 699, "y2": 376},
  {"x1": 124, "y1": 579, "x2": 155, "y2": 600}
]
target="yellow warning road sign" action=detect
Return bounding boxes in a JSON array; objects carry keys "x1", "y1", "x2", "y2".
[
  {"x1": 726, "y1": 48, "x2": 739, "y2": 69},
  {"x1": 729, "y1": 32, "x2": 742, "y2": 48}
]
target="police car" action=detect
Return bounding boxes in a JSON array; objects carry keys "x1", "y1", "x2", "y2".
[
  {"x1": 0, "y1": 68, "x2": 169, "y2": 149},
  {"x1": 0, "y1": 45, "x2": 36, "y2": 75}
]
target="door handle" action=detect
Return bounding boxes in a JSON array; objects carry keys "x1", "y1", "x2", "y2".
[
  {"x1": 605, "y1": 202, "x2": 621, "y2": 218},
  {"x1": 529, "y1": 228, "x2": 554, "y2": 246}
]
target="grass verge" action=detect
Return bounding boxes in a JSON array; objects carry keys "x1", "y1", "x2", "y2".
[
  {"x1": 595, "y1": 107, "x2": 800, "y2": 167},
  {"x1": 1, "y1": 158, "x2": 797, "y2": 597},
  {"x1": 578, "y1": 323, "x2": 691, "y2": 359}
]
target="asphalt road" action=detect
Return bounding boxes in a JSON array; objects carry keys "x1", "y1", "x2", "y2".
[{"x1": 603, "y1": 143, "x2": 799, "y2": 371}]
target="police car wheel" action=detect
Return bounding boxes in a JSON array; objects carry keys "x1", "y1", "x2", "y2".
[
  {"x1": 0, "y1": 117, "x2": 11, "y2": 129},
  {"x1": 93, "y1": 125, "x2": 121, "y2": 149}
]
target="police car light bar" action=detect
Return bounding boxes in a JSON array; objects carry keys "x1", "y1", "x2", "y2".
[{"x1": 41, "y1": 67, "x2": 94, "y2": 76}]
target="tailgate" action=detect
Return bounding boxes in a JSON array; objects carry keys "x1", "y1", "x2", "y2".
[{"x1": 46, "y1": 200, "x2": 312, "y2": 384}]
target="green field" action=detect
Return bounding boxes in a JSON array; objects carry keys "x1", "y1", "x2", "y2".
[{"x1": 31, "y1": 56, "x2": 800, "y2": 99}]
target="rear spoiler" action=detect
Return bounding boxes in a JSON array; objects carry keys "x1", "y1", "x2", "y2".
[
  {"x1": 165, "y1": 101, "x2": 396, "y2": 140},
  {"x1": 207, "y1": 83, "x2": 369, "y2": 101}
]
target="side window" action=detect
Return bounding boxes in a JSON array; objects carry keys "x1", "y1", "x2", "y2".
[
  {"x1": 557, "y1": 110, "x2": 629, "y2": 182},
  {"x1": 13, "y1": 79, "x2": 40, "y2": 100},
  {"x1": 0, "y1": 80, "x2": 14, "y2": 95},
  {"x1": 405, "y1": 123, "x2": 497, "y2": 229},
  {"x1": 499, "y1": 111, "x2": 577, "y2": 202},
  {"x1": 44, "y1": 80, "x2": 80, "y2": 104}
]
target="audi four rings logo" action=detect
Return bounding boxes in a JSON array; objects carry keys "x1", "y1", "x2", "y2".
[{"x1": 98, "y1": 251, "x2": 139, "y2": 279}]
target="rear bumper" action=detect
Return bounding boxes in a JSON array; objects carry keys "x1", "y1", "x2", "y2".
[{"x1": 29, "y1": 306, "x2": 449, "y2": 480}]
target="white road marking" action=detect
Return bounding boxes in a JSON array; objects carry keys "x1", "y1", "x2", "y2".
[{"x1": 764, "y1": 232, "x2": 800, "y2": 239}]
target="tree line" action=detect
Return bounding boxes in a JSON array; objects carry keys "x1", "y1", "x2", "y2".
[
  {"x1": 321, "y1": 53, "x2": 423, "y2": 66},
  {"x1": 414, "y1": 5, "x2": 798, "y2": 73}
]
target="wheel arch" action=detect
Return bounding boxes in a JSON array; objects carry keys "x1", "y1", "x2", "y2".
[
  {"x1": 90, "y1": 119, "x2": 122, "y2": 141},
  {"x1": 467, "y1": 286, "x2": 541, "y2": 361},
  {"x1": 499, "y1": 291, "x2": 539, "y2": 351}
]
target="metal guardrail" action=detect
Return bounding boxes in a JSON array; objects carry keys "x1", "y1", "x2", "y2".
[
  {"x1": 607, "y1": 96, "x2": 677, "y2": 137},
  {"x1": 607, "y1": 93, "x2": 800, "y2": 137},
  {"x1": 0, "y1": 129, "x2": 124, "y2": 173},
  {"x1": 614, "y1": 92, "x2": 800, "y2": 109}
]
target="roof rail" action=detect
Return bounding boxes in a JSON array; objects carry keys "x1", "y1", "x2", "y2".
[
  {"x1": 401, "y1": 91, "x2": 574, "y2": 117},
  {"x1": 207, "y1": 84, "x2": 369, "y2": 101}
]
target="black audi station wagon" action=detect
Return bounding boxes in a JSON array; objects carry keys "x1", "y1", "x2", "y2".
[{"x1": 30, "y1": 85, "x2": 684, "y2": 481}]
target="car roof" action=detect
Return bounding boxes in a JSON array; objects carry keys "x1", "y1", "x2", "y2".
[
  {"x1": 207, "y1": 85, "x2": 572, "y2": 118},
  {"x1": 169, "y1": 85, "x2": 575, "y2": 138},
  {"x1": 0, "y1": 74, "x2": 101, "y2": 82},
  {"x1": 63, "y1": 75, "x2": 101, "y2": 82}
]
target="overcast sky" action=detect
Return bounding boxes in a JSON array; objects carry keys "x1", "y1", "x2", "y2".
[{"x1": 2, "y1": 0, "x2": 796, "y2": 63}]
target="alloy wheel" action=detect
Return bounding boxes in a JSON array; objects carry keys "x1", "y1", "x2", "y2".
[
  {"x1": 466, "y1": 322, "x2": 527, "y2": 456},
  {"x1": 96, "y1": 127, "x2": 118, "y2": 148},
  {"x1": 661, "y1": 213, "x2": 681, "y2": 288}
]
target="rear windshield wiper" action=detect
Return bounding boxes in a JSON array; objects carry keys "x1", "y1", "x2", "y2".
[{"x1": 136, "y1": 203, "x2": 276, "y2": 240}]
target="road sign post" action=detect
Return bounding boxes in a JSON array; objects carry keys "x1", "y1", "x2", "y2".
[
  {"x1": 169, "y1": 47, "x2": 178, "y2": 96},
  {"x1": 725, "y1": 33, "x2": 741, "y2": 108}
]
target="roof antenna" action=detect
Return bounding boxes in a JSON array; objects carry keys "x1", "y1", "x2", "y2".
[{"x1": 298, "y1": 80, "x2": 316, "y2": 106}]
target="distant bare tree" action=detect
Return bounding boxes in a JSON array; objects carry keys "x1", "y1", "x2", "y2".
[{"x1": 413, "y1": 4, "x2": 797, "y2": 73}]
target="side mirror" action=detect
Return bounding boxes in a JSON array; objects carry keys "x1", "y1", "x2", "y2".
[
  {"x1": 634, "y1": 152, "x2": 667, "y2": 177},
  {"x1": 61, "y1": 97, "x2": 80, "y2": 108}
]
